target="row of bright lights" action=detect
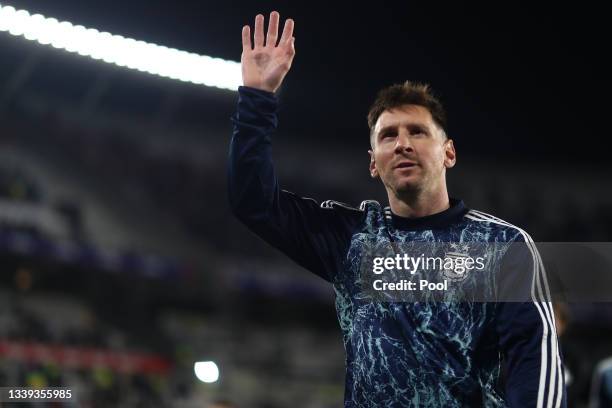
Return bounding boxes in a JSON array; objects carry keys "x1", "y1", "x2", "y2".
[{"x1": 0, "y1": 3, "x2": 241, "y2": 90}]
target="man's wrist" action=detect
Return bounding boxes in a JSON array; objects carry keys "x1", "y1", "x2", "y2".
[
  {"x1": 239, "y1": 85, "x2": 276, "y2": 96},
  {"x1": 234, "y1": 85, "x2": 279, "y2": 127}
]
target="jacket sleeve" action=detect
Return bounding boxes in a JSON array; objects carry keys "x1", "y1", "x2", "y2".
[
  {"x1": 496, "y1": 235, "x2": 567, "y2": 407},
  {"x1": 227, "y1": 86, "x2": 363, "y2": 283}
]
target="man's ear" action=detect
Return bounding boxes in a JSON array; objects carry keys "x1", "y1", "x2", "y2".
[
  {"x1": 444, "y1": 139, "x2": 456, "y2": 169},
  {"x1": 368, "y1": 149, "x2": 379, "y2": 178}
]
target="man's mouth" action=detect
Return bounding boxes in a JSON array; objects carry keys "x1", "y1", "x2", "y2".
[{"x1": 394, "y1": 161, "x2": 417, "y2": 169}]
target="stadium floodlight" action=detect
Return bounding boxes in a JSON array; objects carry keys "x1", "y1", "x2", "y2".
[
  {"x1": 194, "y1": 361, "x2": 220, "y2": 383},
  {"x1": 0, "y1": 3, "x2": 241, "y2": 91}
]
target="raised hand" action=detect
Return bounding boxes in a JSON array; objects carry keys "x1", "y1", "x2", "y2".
[{"x1": 241, "y1": 11, "x2": 296, "y2": 93}]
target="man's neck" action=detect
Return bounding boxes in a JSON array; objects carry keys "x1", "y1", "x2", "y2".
[{"x1": 388, "y1": 187, "x2": 451, "y2": 218}]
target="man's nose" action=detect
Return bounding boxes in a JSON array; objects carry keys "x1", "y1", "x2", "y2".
[{"x1": 394, "y1": 129, "x2": 413, "y2": 152}]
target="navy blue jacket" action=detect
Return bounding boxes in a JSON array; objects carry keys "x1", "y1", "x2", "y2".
[{"x1": 228, "y1": 86, "x2": 566, "y2": 407}]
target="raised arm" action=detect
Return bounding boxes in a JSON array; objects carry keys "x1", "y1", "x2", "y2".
[{"x1": 228, "y1": 12, "x2": 363, "y2": 283}]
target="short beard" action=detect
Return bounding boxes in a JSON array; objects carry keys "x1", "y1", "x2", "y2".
[{"x1": 385, "y1": 177, "x2": 423, "y2": 203}]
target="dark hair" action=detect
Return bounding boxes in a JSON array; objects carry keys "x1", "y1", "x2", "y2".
[{"x1": 367, "y1": 80, "x2": 447, "y2": 142}]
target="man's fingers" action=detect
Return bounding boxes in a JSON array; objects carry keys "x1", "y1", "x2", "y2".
[
  {"x1": 266, "y1": 11, "x2": 280, "y2": 47},
  {"x1": 242, "y1": 25, "x2": 251, "y2": 52},
  {"x1": 254, "y1": 14, "x2": 264, "y2": 47},
  {"x1": 246, "y1": 12, "x2": 292, "y2": 51},
  {"x1": 279, "y1": 18, "x2": 294, "y2": 45}
]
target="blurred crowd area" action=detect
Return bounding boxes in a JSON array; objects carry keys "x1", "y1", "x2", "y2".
[{"x1": 0, "y1": 259, "x2": 345, "y2": 408}]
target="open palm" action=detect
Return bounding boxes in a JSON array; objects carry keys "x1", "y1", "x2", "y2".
[{"x1": 241, "y1": 11, "x2": 296, "y2": 93}]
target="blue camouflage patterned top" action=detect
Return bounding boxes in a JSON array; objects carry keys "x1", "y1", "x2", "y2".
[{"x1": 228, "y1": 86, "x2": 566, "y2": 407}]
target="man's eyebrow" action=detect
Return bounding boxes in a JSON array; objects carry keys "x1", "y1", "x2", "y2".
[{"x1": 377, "y1": 122, "x2": 431, "y2": 135}]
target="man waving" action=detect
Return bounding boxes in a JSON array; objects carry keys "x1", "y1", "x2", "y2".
[{"x1": 228, "y1": 11, "x2": 566, "y2": 407}]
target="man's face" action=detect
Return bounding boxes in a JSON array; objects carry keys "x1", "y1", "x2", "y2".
[{"x1": 369, "y1": 104, "x2": 456, "y2": 197}]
